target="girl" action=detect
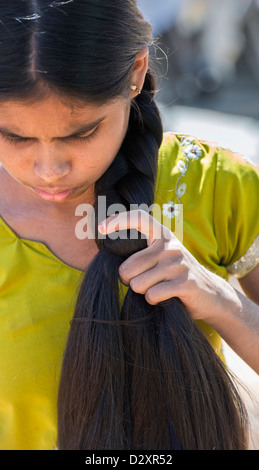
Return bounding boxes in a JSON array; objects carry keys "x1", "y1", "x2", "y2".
[{"x1": 0, "y1": 0, "x2": 258, "y2": 450}]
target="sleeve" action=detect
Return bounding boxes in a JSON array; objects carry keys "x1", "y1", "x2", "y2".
[{"x1": 213, "y1": 146, "x2": 259, "y2": 278}]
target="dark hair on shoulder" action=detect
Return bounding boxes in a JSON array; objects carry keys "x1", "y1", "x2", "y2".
[{"x1": 0, "y1": 0, "x2": 248, "y2": 449}]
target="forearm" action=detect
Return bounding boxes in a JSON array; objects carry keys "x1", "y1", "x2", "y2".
[{"x1": 208, "y1": 286, "x2": 259, "y2": 374}]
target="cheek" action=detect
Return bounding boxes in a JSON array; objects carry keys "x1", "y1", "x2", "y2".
[
  {"x1": 0, "y1": 144, "x2": 29, "y2": 163},
  {"x1": 75, "y1": 152, "x2": 117, "y2": 190},
  {"x1": 76, "y1": 126, "x2": 127, "y2": 174},
  {"x1": 0, "y1": 149, "x2": 35, "y2": 185},
  {"x1": 6, "y1": 155, "x2": 30, "y2": 174},
  {"x1": 75, "y1": 146, "x2": 116, "y2": 182},
  {"x1": 0, "y1": 150, "x2": 17, "y2": 172}
]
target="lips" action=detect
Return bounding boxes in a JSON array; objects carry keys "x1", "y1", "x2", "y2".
[
  {"x1": 33, "y1": 186, "x2": 78, "y2": 201},
  {"x1": 36, "y1": 187, "x2": 75, "y2": 194}
]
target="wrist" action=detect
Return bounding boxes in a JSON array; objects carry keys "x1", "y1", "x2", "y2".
[
  {"x1": 203, "y1": 274, "x2": 242, "y2": 329},
  {"x1": 198, "y1": 272, "x2": 259, "y2": 373}
]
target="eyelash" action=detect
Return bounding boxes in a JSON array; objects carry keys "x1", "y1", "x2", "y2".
[{"x1": 0, "y1": 128, "x2": 98, "y2": 146}]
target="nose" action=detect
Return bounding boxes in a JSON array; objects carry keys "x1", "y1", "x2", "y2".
[{"x1": 34, "y1": 149, "x2": 71, "y2": 183}]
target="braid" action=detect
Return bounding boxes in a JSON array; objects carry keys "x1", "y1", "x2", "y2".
[{"x1": 57, "y1": 72, "x2": 248, "y2": 450}]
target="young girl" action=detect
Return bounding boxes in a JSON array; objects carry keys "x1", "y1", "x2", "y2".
[{"x1": 0, "y1": 0, "x2": 258, "y2": 450}]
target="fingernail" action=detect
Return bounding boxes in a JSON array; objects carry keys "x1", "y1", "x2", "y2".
[
  {"x1": 98, "y1": 222, "x2": 106, "y2": 233},
  {"x1": 98, "y1": 214, "x2": 118, "y2": 233}
]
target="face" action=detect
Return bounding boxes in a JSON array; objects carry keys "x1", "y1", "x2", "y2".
[{"x1": 0, "y1": 93, "x2": 131, "y2": 205}]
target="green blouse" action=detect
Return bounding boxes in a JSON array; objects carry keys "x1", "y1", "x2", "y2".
[{"x1": 0, "y1": 133, "x2": 258, "y2": 449}]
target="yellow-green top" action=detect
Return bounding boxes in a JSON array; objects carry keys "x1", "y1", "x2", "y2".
[{"x1": 0, "y1": 133, "x2": 258, "y2": 449}]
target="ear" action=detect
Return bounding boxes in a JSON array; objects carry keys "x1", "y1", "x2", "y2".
[{"x1": 130, "y1": 46, "x2": 149, "y2": 97}]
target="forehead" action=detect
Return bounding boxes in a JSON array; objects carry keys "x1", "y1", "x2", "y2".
[
  {"x1": 0, "y1": 93, "x2": 126, "y2": 133},
  {"x1": 0, "y1": 93, "x2": 115, "y2": 117}
]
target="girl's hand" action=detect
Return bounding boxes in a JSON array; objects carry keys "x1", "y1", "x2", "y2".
[{"x1": 98, "y1": 210, "x2": 237, "y2": 323}]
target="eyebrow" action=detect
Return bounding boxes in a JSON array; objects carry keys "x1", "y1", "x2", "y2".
[{"x1": 0, "y1": 117, "x2": 105, "y2": 141}]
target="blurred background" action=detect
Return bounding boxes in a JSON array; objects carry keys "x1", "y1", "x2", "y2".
[{"x1": 138, "y1": 0, "x2": 259, "y2": 449}]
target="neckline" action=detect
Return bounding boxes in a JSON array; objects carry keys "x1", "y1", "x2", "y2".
[{"x1": 0, "y1": 215, "x2": 84, "y2": 274}]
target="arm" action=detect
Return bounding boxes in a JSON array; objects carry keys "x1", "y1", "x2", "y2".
[
  {"x1": 212, "y1": 265, "x2": 259, "y2": 374},
  {"x1": 238, "y1": 264, "x2": 259, "y2": 305},
  {"x1": 206, "y1": 267, "x2": 259, "y2": 374},
  {"x1": 175, "y1": 260, "x2": 259, "y2": 375},
  {"x1": 99, "y1": 210, "x2": 259, "y2": 374}
]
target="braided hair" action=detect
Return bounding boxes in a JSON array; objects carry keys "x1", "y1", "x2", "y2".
[
  {"x1": 0, "y1": 0, "x2": 248, "y2": 450},
  {"x1": 58, "y1": 70, "x2": 247, "y2": 450}
]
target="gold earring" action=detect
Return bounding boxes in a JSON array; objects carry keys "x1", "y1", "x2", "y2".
[{"x1": 131, "y1": 84, "x2": 141, "y2": 94}]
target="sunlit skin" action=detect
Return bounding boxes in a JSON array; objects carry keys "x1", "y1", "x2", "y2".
[
  {"x1": 0, "y1": 94, "x2": 131, "y2": 211},
  {"x1": 0, "y1": 91, "x2": 135, "y2": 272}
]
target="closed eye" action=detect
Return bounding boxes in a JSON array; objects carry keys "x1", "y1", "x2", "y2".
[
  {"x1": 62, "y1": 127, "x2": 98, "y2": 143},
  {"x1": 0, "y1": 127, "x2": 98, "y2": 145},
  {"x1": 0, "y1": 134, "x2": 34, "y2": 145}
]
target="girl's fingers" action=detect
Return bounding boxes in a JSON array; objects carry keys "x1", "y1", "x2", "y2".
[
  {"x1": 98, "y1": 210, "x2": 184, "y2": 287},
  {"x1": 144, "y1": 279, "x2": 185, "y2": 305},
  {"x1": 120, "y1": 244, "x2": 184, "y2": 286},
  {"x1": 98, "y1": 209, "x2": 172, "y2": 246},
  {"x1": 118, "y1": 242, "x2": 159, "y2": 286}
]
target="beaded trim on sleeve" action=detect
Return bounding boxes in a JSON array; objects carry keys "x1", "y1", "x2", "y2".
[{"x1": 226, "y1": 235, "x2": 259, "y2": 278}]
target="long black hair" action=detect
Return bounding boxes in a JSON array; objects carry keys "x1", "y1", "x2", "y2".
[{"x1": 0, "y1": 0, "x2": 248, "y2": 449}]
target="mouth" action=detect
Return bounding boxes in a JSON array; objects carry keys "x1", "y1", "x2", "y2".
[{"x1": 32, "y1": 186, "x2": 79, "y2": 201}]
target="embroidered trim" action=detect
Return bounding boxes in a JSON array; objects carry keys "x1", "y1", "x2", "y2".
[
  {"x1": 176, "y1": 137, "x2": 203, "y2": 204},
  {"x1": 226, "y1": 235, "x2": 259, "y2": 278},
  {"x1": 162, "y1": 201, "x2": 181, "y2": 219},
  {"x1": 162, "y1": 136, "x2": 203, "y2": 221}
]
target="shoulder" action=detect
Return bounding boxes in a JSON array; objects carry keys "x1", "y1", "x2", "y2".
[
  {"x1": 156, "y1": 131, "x2": 259, "y2": 219},
  {"x1": 154, "y1": 133, "x2": 259, "y2": 280},
  {"x1": 157, "y1": 132, "x2": 259, "y2": 185},
  {"x1": 158, "y1": 132, "x2": 219, "y2": 168},
  {"x1": 155, "y1": 132, "x2": 219, "y2": 200}
]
